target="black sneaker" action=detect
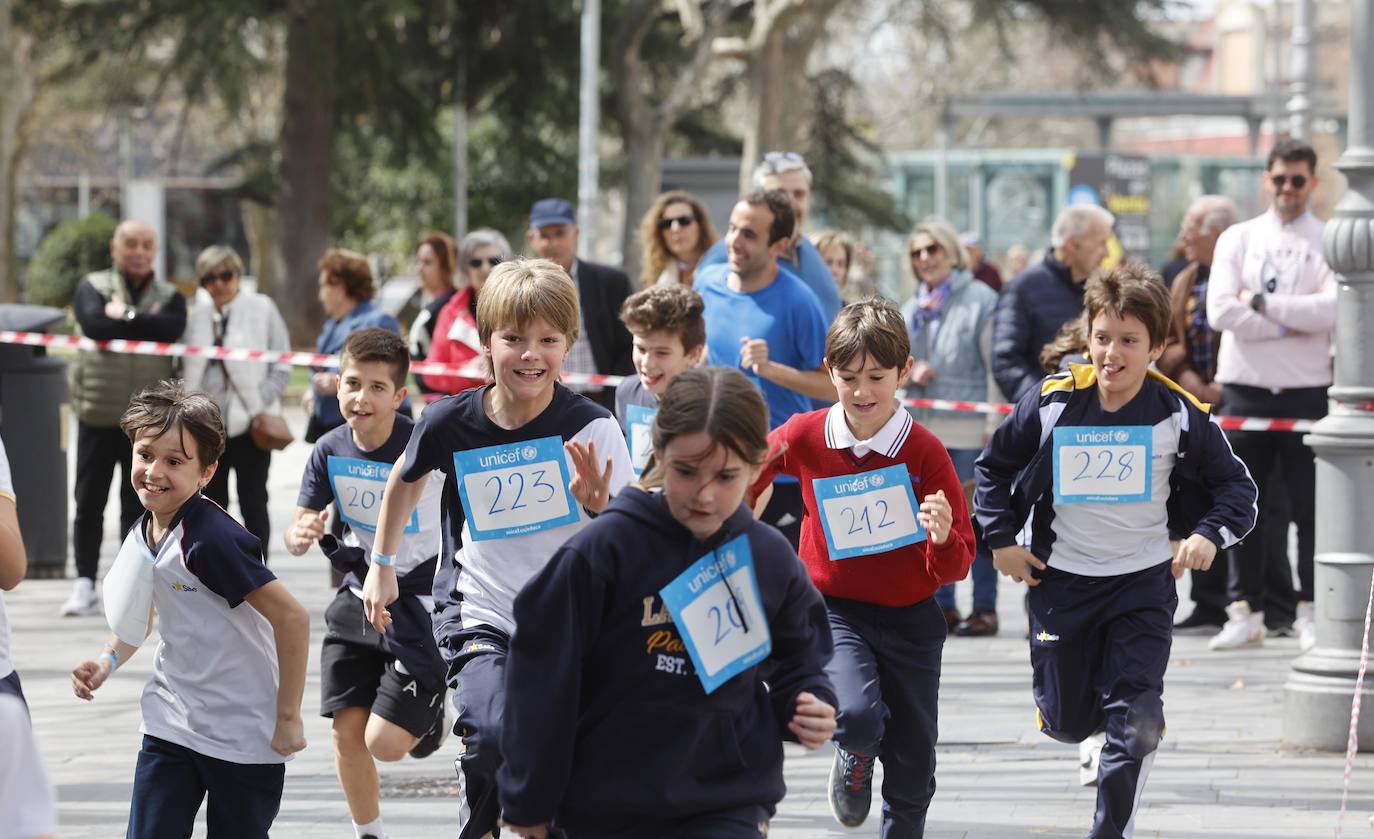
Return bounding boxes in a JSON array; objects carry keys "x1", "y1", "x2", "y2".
[
  {"x1": 1173, "y1": 608, "x2": 1225, "y2": 635},
  {"x1": 409, "y1": 702, "x2": 448, "y2": 759},
  {"x1": 828, "y1": 746, "x2": 876, "y2": 827}
]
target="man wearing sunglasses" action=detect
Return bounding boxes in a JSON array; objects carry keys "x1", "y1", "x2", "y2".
[
  {"x1": 1206, "y1": 139, "x2": 1336, "y2": 654},
  {"x1": 62, "y1": 219, "x2": 187, "y2": 618},
  {"x1": 698, "y1": 151, "x2": 844, "y2": 328}
]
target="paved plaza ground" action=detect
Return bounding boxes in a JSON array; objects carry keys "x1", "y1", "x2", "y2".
[{"x1": 7, "y1": 408, "x2": 1372, "y2": 837}]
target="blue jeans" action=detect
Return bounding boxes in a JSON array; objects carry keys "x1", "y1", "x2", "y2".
[{"x1": 934, "y1": 448, "x2": 997, "y2": 613}]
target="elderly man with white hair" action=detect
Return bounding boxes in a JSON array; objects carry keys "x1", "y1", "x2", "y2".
[{"x1": 990, "y1": 204, "x2": 1114, "y2": 402}]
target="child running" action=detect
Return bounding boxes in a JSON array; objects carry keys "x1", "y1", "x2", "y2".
[
  {"x1": 286, "y1": 328, "x2": 448, "y2": 839},
  {"x1": 751, "y1": 297, "x2": 974, "y2": 836},
  {"x1": 70, "y1": 382, "x2": 310, "y2": 839},
  {"x1": 365, "y1": 258, "x2": 635, "y2": 839},
  {"x1": 614, "y1": 283, "x2": 706, "y2": 474},
  {"x1": 974, "y1": 265, "x2": 1257, "y2": 839},
  {"x1": 499, "y1": 365, "x2": 838, "y2": 838}
]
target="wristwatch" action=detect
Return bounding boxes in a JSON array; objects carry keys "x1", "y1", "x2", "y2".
[{"x1": 1248, "y1": 293, "x2": 1265, "y2": 314}]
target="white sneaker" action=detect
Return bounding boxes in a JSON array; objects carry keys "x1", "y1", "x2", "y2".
[
  {"x1": 60, "y1": 577, "x2": 100, "y2": 616},
  {"x1": 1295, "y1": 601, "x2": 1316, "y2": 652},
  {"x1": 1079, "y1": 731, "x2": 1106, "y2": 786},
  {"x1": 1209, "y1": 601, "x2": 1265, "y2": 650}
]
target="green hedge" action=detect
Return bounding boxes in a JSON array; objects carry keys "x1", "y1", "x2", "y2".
[{"x1": 25, "y1": 213, "x2": 119, "y2": 308}]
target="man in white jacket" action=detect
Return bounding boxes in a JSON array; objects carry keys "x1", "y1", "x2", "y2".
[{"x1": 1206, "y1": 139, "x2": 1336, "y2": 653}]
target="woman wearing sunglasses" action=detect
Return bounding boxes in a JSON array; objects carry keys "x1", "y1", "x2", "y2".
[
  {"x1": 900, "y1": 218, "x2": 1002, "y2": 638},
  {"x1": 180, "y1": 245, "x2": 292, "y2": 558},
  {"x1": 638, "y1": 190, "x2": 717, "y2": 288},
  {"x1": 420, "y1": 227, "x2": 514, "y2": 396}
]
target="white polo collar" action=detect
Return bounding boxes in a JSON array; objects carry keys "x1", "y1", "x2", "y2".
[{"x1": 824, "y1": 399, "x2": 913, "y2": 458}]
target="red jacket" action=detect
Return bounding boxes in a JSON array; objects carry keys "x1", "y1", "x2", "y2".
[
  {"x1": 752, "y1": 408, "x2": 973, "y2": 607},
  {"x1": 421, "y1": 286, "x2": 486, "y2": 396}
]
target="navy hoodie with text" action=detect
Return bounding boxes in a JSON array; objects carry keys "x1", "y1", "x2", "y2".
[{"x1": 497, "y1": 486, "x2": 837, "y2": 832}]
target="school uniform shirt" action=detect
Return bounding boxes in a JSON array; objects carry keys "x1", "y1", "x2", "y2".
[
  {"x1": 0, "y1": 695, "x2": 57, "y2": 839},
  {"x1": 752, "y1": 403, "x2": 974, "y2": 606},
  {"x1": 498, "y1": 486, "x2": 837, "y2": 831},
  {"x1": 0, "y1": 438, "x2": 14, "y2": 682},
  {"x1": 129, "y1": 495, "x2": 284, "y2": 764},
  {"x1": 613, "y1": 374, "x2": 657, "y2": 433},
  {"x1": 297, "y1": 415, "x2": 447, "y2": 686},
  {"x1": 614, "y1": 375, "x2": 659, "y2": 474},
  {"x1": 974, "y1": 364, "x2": 1259, "y2": 576},
  {"x1": 401, "y1": 383, "x2": 634, "y2": 652},
  {"x1": 696, "y1": 263, "x2": 828, "y2": 431}
]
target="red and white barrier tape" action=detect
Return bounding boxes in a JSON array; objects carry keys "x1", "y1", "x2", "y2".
[
  {"x1": 1336, "y1": 568, "x2": 1374, "y2": 838},
  {"x1": 0, "y1": 329, "x2": 1337, "y2": 432}
]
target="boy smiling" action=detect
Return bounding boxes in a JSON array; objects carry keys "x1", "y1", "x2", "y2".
[{"x1": 974, "y1": 265, "x2": 1258, "y2": 838}]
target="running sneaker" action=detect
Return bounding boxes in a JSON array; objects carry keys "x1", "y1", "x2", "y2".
[
  {"x1": 1295, "y1": 601, "x2": 1316, "y2": 652},
  {"x1": 409, "y1": 700, "x2": 449, "y2": 759},
  {"x1": 828, "y1": 746, "x2": 876, "y2": 828},
  {"x1": 59, "y1": 577, "x2": 100, "y2": 617},
  {"x1": 1079, "y1": 731, "x2": 1106, "y2": 786},
  {"x1": 1209, "y1": 601, "x2": 1265, "y2": 650}
]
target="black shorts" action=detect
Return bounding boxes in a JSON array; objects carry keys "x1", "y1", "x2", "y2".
[{"x1": 319, "y1": 588, "x2": 445, "y2": 738}]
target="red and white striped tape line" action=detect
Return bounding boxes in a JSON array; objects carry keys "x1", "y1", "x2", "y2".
[
  {"x1": 1336, "y1": 566, "x2": 1374, "y2": 838},
  {"x1": 0, "y1": 329, "x2": 1332, "y2": 432}
]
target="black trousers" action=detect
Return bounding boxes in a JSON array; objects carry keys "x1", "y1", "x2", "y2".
[
  {"x1": 1222, "y1": 384, "x2": 1326, "y2": 612},
  {"x1": 202, "y1": 432, "x2": 273, "y2": 561},
  {"x1": 72, "y1": 422, "x2": 142, "y2": 580}
]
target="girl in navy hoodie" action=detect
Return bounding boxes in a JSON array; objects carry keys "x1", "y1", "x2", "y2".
[{"x1": 499, "y1": 366, "x2": 839, "y2": 839}]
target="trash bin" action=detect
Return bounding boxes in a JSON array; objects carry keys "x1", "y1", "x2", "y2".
[{"x1": 0, "y1": 304, "x2": 69, "y2": 578}]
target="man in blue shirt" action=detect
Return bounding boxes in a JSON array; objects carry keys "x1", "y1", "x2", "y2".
[
  {"x1": 697, "y1": 188, "x2": 831, "y2": 547},
  {"x1": 699, "y1": 151, "x2": 843, "y2": 326}
]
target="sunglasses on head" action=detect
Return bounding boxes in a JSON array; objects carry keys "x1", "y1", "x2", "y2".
[
  {"x1": 658, "y1": 214, "x2": 695, "y2": 231},
  {"x1": 1271, "y1": 174, "x2": 1308, "y2": 190},
  {"x1": 910, "y1": 244, "x2": 943, "y2": 260},
  {"x1": 468, "y1": 257, "x2": 502, "y2": 269},
  {"x1": 199, "y1": 270, "x2": 235, "y2": 286}
]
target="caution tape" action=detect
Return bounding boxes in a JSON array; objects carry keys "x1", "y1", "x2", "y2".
[
  {"x1": 1336, "y1": 567, "x2": 1374, "y2": 838},
  {"x1": 0, "y1": 329, "x2": 1331, "y2": 432}
]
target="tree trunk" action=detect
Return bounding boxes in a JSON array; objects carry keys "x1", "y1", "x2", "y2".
[
  {"x1": 0, "y1": 0, "x2": 34, "y2": 304},
  {"x1": 277, "y1": 4, "x2": 337, "y2": 343},
  {"x1": 620, "y1": 121, "x2": 666, "y2": 285},
  {"x1": 241, "y1": 199, "x2": 278, "y2": 295}
]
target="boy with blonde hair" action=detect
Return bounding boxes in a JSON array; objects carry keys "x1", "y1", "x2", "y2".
[{"x1": 366, "y1": 259, "x2": 634, "y2": 839}]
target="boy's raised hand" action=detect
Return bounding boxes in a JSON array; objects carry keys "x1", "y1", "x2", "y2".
[
  {"x1": 70, "y1": 659, "x2": 111, "y2": 701},
  {"x1": 918, "y1": 490, "x2": 953, "y2": 545},
  {"x1": 992, "y1": 545, "x2": 1046, "y2": 587},
  {"x1": 789, "y1": 691, "x2": 838, "y2": 749},
  {"x1": 1173, "y1": 533, "x2": 1218, "y2": 577},
  {"x1": 566, "y1": 440, "x2": 613, "y2": 514},
  {"x1": 271, "y1": 715, "x2": 308, "y2": 757}
]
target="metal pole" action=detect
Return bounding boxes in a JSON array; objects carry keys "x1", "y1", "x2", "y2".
[
  {"x1": 1288, "y1": 0, "x2": 1314, "y2": 139},
  {"x1": 1283, "y1": 0, "x2": 1374, "y2": 751},
  {"x1": 452, "y1": 49, "x2": 468, "y2": 239},
  {"x1": 576, "y1": 0, "x2": 601, "y2": 260}
]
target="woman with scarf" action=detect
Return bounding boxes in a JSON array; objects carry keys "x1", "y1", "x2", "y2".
[{"x1": 901, "y1": 217, "x2": 1001, "y2": 637}]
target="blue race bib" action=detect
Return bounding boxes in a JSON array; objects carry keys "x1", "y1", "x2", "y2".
[
  {"x1": 813, "y1": 464, "x2": 924, "y2": 560},
  {"x1": 453, "y1": 436, "x2": 580, "y2": 540},
  {"x1": 625, "y1": 404, "x2": 656, "y2": 477},
  {"x1": 326, "y1": 456, "x2": 419, "y2": 534},
  {"x1": 658, "y1": 535, "x2": 771, "y2": 695},
  {"x1": 1052, "y1": 425, "x2": 1152, "y2": 504}
]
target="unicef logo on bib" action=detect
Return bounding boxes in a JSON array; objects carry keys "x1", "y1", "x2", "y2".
[
  {"x1": 454, "y1": 436, "x2": 580, "y2": 540},
  {"x1": 327, "y1": 456, "x2": 419, "y2": 534},
  {"x1": 813, "y1": 464, "x2": 924, "y2": 560},
  {"x1": 624, "y1": 404, "x2": 656, "y2": 476},
  {"x1": 1052, "y1": 425, "x2": 1152, "y2": 504},
  {"x1": 658, "y1": 535, "x2": 772, "y2": 695}
]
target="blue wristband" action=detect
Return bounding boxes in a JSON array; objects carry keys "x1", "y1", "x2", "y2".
[{"x1": 370, "y1": 550, "x2": 395, "y2": 567}]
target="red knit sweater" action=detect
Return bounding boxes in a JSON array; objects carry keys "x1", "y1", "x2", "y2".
[{"x1": 752, "y1": 408, "x2": 974, "y2": 607}]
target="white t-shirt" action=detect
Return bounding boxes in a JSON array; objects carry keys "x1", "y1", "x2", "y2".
[
  {"x1": 0, "y1": 695, "x2": 57, "y2": 839},
  {"x1": 0, "y1": 438, "x2": 15, "y2": 682}
]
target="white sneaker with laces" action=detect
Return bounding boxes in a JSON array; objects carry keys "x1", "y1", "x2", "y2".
[
  {"x1": 1209, "y1": 600, "x2": 1265, "y2": 650},
  {"x1": 1079, "y1": 731, "x2": 1106, "y2": 786},
  {"x1": 1295, "y1": 601, "x2": 1316, "y2": 652},
  {"x1": 59, "y1": 577, "x2": 100, "y2": 617}
]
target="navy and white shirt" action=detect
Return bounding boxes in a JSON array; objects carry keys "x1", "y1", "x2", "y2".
[
  {"x1": 401, "y1": 384, "x2": 634, "y2": 647},
  {"x1": 298, "y1": 415, "x2": 443, "y2": 585},
  {"x1": 126, "y1": 495, "x2": 283, "y2": 764},
  {"x1": 974, "y1": 364, "x2": 1258, "y2": 577}
]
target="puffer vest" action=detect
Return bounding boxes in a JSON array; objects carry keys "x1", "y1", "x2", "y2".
[{"x1": 70, "y1": 269, "x2": 180, "y2": 427}]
